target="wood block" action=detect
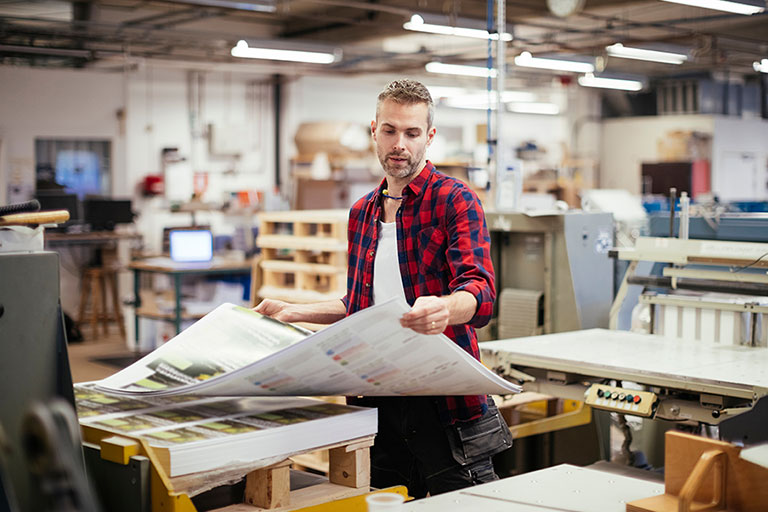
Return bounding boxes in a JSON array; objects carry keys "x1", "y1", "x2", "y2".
[
  {"x1": 100, "y1": 435, "x2": 140, "y2": 465},
  {"x1": 244, "y1": 460, "x2": 291, "y2": 509},
  {"x1": 328, "y1": 446, "x2": 370, "y2": 489}
]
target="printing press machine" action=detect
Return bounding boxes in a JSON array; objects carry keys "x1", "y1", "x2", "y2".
[{"x1": 482, "y1": 236, "x2": 768, "y2": 429}]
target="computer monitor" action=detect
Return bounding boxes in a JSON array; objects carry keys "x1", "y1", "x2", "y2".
[
  {"x1": 82, "y1": 198, "x2": 134, "y2": 231},
  {"x1": 169, "y1": 229, "x2": 214, "y2": 263},
  {"x1": 34, "y1": 192, "x2": 81, "y2": 230}
]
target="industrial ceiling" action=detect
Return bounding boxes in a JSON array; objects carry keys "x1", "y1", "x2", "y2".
[{"x1": 0, "y1": 0, "x2": 766, "y2": 84}]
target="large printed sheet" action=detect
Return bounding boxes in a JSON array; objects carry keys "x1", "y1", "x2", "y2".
[{"x1": 96, "y1": 297, "x2": 521, "y2": 397}]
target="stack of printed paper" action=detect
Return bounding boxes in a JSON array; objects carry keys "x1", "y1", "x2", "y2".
[{"x1": 76, "y1": 385, "x2": 376, "y2": 477}]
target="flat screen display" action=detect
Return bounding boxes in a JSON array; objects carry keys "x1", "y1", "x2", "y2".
[{"x1": 169, "y1": 229, "x2": 214, "y2": 263}]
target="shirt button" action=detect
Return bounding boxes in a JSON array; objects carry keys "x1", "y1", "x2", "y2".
[
  {"x1": 365, "y1": 282, "x2": 370, "y2": 288},
  {"x1": 368, "y1": 250, "x2": 374, "y2": 257}
]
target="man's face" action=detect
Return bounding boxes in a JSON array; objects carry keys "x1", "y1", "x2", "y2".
[{"x1": 372, "y1": 99, "x2": 435, "y2": 180}]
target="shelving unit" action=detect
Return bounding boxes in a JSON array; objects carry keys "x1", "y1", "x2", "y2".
[{"x1": 256, "y1": 209, "x2": 348, "y2": 303}]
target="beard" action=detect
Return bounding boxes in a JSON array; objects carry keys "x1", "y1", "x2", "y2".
[{"x1": 377, "y1": 147, "x2": 426, "y2": 180}]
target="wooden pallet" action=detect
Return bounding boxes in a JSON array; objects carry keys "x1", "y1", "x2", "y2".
[
  {"x1": 85, "y1": 424, "x2": 384, "y2": 512},
  {"x1": 223, "y1": 436, "x2": 376, "y2": 511},
  {"x1": 256, "y1": 210, "x2": 348, "y2": 303}
]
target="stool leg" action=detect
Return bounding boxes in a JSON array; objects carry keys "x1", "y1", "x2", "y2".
[
  {"x1": 78, "y1": 271, "x2": 91, "y2": 331},
  {"x1": 91, "y1": 271, "x2": 102, "y2": 340},
  {"x1": 109, "y1": 272, "x2": 126, "y2": 337},
  {"x1": 100, "y1": 272, "x2": 109, "y2": 336}
]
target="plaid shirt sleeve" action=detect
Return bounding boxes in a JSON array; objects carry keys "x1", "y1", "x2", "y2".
[{"x1": 442, "y1": 181, "x2": 496, "y2": 328}]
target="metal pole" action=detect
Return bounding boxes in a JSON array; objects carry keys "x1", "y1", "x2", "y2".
[
  {"x1": 668, "y1": 187, "x2": 676, "y2": 237},
  {"x1": 495, "y1": 0, "x2": 506, "y2": 206}
]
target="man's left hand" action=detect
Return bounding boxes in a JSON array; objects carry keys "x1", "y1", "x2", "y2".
[{"x1": 400, "y1": 295, "x2": 449, "y2": 335}]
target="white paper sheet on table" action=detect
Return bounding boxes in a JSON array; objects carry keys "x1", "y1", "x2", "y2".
[{"x1": 95, "y1": 297, "x2": 521, "y2": 397}]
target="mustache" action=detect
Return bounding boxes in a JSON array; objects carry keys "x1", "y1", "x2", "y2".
[{"x1": 386, "y1": 152, "x2": 410, "y2": 159}]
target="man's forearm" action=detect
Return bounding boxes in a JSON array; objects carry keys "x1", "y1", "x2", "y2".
[
  {"x1": 443, "y1": 290, "x2": 478, "y2": 325},
  {"x1": 289, "y1": 299, "x2": 347, "y2": 324}
]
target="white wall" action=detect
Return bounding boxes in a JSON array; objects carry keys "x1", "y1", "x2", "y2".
[
  {"x1": 712, "y1": 116, "x2": 768, "y2": 201},
  {"x1": 600, "y1": 115, "x2": 714, "y2": 193},
  {"x1": 0, "y1": 66, "x2": 125, "y2": 202}
]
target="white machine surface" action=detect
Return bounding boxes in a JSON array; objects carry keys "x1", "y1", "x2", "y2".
[
  {"x1": 481, "y1": 328, "x2": 768, "y2": 423},
  {"x1": 400, "y1": 464, "x2": 664, "y2": 511}
]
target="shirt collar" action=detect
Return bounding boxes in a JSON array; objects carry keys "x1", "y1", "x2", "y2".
[{"x1": 371, "y1": 161, "x2": 435, "y2": 205}]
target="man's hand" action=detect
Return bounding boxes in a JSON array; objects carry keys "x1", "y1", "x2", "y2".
[
  {"x1": 400, "y1": 296, "x2": 450, "y2": 335},
  {"x1": 253, "y1": 298, "x2": 347, "y2": 325},
  {"x1": 253, "y1": 299, "x2": 301, "y2": 323},
  {"x1": 399, "y1": 290, "x2": 478, "y2": 335}
]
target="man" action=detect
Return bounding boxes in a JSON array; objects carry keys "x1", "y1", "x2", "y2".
[{"x1": 254, "y1": 79, "x2": 510, "y2": 497}]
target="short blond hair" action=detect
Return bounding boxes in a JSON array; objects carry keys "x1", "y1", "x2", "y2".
[{"x1": 376, "y1": 79, "x2": 434, "y2": 129}]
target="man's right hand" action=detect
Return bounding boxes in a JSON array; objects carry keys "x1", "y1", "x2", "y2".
[
  {"x1": 253, "y1": 299, "x2": 298, "y2": 322},
  {"x1": 253, "y1": 298, "x2": 347, "y2": 325}
]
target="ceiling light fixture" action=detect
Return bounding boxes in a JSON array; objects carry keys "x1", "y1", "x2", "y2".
[
  {"x1": 404, "y1": 14, "x2": 513, "y2": 41},
  {"x1": 755, "y1": 58, "x2": 768, "y2": 73},
  {"x1": 231, "y1": 40, "x2": 336, "y2": 64},
  {"x1": 440, "y1": 91, "x2": 538, "y2": 109},
  {"x1": 508, "y1": 102, "x2": 560, "y2": 115},
  {"x1": 578, "y1": 73, "x2": 643, "y2": 91},
  {"x1": 425, "y1": 62, "x2": 497, "y2": 78},
  {"x1": 514, "y1": 51, "x2": 595, "y2": 73},
  {"x1": 606, "y1": 43, "x2": 688, "y2": 65},
  {"x1": 660, "y1": 0, "x2": 764, "y2": 15}
]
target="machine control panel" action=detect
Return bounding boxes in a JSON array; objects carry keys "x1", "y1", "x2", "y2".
[{"x1": 585, "y1": 384, "x2": 657, "y2": 417}]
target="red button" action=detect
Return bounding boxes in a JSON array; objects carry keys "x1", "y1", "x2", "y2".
[{"x1": 633, "y1": 395, "x2": 641, "y2": 404}]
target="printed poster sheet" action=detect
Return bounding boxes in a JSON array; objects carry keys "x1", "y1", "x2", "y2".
[{"x1": 95, "y1": 297, "x2": 521, "y2": 397}]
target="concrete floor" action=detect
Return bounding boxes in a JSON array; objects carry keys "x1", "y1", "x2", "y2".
[{"x1": 67, "y1": 324, "x2": 136, "y2": 383}]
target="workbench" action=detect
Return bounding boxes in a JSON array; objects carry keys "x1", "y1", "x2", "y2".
[{"x1": 400, "y1": 463, "x2": 664, "y2": 511}]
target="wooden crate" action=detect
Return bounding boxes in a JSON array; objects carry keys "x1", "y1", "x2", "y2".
[{"x1": 256, "y1": 210, "x2": 348, "y2": 303}]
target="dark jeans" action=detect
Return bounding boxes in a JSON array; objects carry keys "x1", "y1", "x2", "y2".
[{"x1": 354, "y1": 396, "x2": 512, "y2": 498}]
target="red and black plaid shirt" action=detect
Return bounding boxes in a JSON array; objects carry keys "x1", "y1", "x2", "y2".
[{"x1": 343, "y1": 161, "x2": 496, "y2": 424}]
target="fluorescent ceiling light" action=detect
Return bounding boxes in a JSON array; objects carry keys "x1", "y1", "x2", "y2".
[
  {"x1": 514, "y1": 51, "x2": 594, "y2": 73},
  {"x1": 660, "y1": 0, "x2": 764, "y2": 15},
  {"x1": 425, "y1": 62, "x2": 497, "y2": 78},
  {"x1": 404, "y1": 14, "x2": 512, "y2": 41},
  {"x1": 508, "y1": 102, "x2": 560, "y2": 115},
  {"x1": 755, "y1": 58, "x2": 768, "y2": 73},
  {"x1": 231, "y1": 40, "x2": 336, "y2": 64},
  {"x1": 578, "y1": 73, "x2": 643, "y2": 91},
  {"x1": 175, "y1": 0, "x2": 276, "y2": 12},
  {"x1": 429, "y1": 87, "x2": 535, "y2": 102},
  {"x1": 441, "y1": 91, "x2": 538, "y2": 109},
  {"x1": 606, "y1": 43, "x2": 688, "y2": 65}
]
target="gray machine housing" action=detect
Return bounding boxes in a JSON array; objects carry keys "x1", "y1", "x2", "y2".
[{"x1": 486, "y1": 211, "x2": 614, "y2": 335}]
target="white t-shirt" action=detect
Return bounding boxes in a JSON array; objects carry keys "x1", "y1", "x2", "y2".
[{"x1": 373, "y1": 221, "x2": 407, "y2": 305}]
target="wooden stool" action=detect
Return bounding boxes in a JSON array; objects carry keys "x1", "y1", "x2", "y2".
[{"x1": 77, "y1": 265, "x2": 125, "y2": 340}]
